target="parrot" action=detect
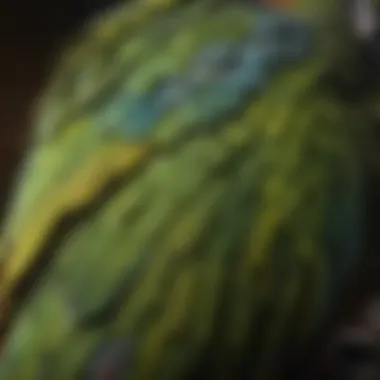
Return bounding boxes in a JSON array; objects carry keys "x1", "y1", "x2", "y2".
[{"x1": 0, "y1": 0, "x2": 377, "y2": 378}]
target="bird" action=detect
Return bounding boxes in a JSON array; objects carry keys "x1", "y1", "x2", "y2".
[{"x1": 0, "y1": 0, "x2": 377, "y2": 378}]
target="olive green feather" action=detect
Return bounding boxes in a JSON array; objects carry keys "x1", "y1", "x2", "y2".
[{"x1": 0, "y1": 0, "x2": 370, "y2": 379}]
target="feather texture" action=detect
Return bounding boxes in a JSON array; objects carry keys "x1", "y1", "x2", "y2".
[{"x1": 0, "y1": 1, "x2": 368, "y2": 379}]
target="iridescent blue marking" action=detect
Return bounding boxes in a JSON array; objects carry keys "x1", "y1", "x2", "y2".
[
  {"x1": 98, "y1": 10, "x2": 315, "y2": 140},
  {"x1": 97, "y1": 93, "x2": 163, "y2": 139}
]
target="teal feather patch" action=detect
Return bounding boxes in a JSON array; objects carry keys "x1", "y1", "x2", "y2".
[{"x1": 92, "y1": 10, "x2": 315, "y2": 141}]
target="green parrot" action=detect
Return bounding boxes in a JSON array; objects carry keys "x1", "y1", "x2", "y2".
[{"x1": 0, "y1": 0, "x2": 375, "y2": 378}]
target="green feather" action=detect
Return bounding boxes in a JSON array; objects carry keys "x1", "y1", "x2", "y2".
[{"x1": 0, "y1": 1, "x2": 369, "y2": 379}]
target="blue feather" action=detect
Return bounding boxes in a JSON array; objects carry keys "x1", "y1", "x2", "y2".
[{"x1": 96, "y1": 11, "x2": 314, "y2": 141}]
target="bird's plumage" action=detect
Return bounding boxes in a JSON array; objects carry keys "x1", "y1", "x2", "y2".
[{"x1": 0, "y1": 0, "x2": 371, "y2": 378}]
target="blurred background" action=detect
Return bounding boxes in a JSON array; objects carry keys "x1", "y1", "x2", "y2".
[{"x1": 0, "y1": 0, "x2": 379, "y2": 378}]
